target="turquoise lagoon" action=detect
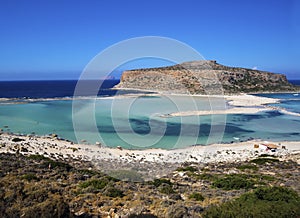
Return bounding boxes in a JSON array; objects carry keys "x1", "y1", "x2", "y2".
[{"x1": 0, "y1": 93, "x2": 300, "y2": 149}]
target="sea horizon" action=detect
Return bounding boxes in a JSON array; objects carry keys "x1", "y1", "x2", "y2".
[{"x1": 0, "y1": 79, "x2": 299, "y2": 99}]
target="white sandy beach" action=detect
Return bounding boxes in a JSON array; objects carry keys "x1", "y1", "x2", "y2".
[
  {"x1": 225, "y1": 94, "x2": 279, "y2": 106},
  {"x1": 158, "y1": 94, "x2": 300, "y2": 117},
  {"x1": 1, "y1": 132, "x2": 299, "y2": 165},
  {"x1": 162, "y1": 107, "x2": 269, "y2": 117}
]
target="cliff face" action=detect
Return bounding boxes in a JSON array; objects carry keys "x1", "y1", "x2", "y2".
[{"x1": 115, "y1": 60, "x2": 295, "y2": 94}]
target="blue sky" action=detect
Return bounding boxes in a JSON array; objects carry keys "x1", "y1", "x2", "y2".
[{"x1": 0, "y1": 0, "x2": 299, "y2": 80}]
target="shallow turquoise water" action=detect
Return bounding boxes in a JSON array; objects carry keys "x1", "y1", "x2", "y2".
[
  {"x1": 256, "y1": 93, "x2": 300, "y2": 113},
  {"x1": 0, "y1": 94, "x2": 300, "y2": 149}
]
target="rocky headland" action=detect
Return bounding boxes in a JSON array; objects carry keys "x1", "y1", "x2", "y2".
[{"x1": 115, "y1": 60, "x2": 296, "y2": 94}]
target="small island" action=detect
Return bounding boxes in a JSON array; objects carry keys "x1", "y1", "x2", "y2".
[{"x1": 115, "y1": 60, "x2": 296, "y2": 94}]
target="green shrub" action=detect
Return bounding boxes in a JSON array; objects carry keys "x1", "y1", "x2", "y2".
[
  {"x1": 203, "y1": 187, "x2": 300, "y2": 218},
  {"x1": 21, "y1": 173, "x2": 38, "y2": 181},
  {"x1": 212, "y1": 174, "x2": 255, "y2": 190},
  {"x1": 78, "y1": 169, "x2": 101, "y2": 176},
  {"x1": 250, "y1": 158, "x2": 279, "y2": 165},
  {"x1": 27, "y1": 155, "x2": 72, "y2": 171},
  {"x1": 151, "y1": 178, "x2": 172, "y2": 187},
  {"x1": 79, "y1": 178, "x2": 110, "y2": 190},
  {"x1": 159, "y1": 184, "x2": 175, "y2": 195},
  {"x1": 189, "y1": 192, "x2": 204, "y2": 201},
  {"x1": 27, "y1": 154, "x2": 50, "y2": 161},
  {"x1": 49, "y1": 160, "x2": 72, "y2": 171},
  {"x1": 260, "y1": 175, "x2": 275, "y2": 181},
  {"x1": 237, "y1": 164, "x2": 258, "y2": 171},
  {"x1": 177, "y1": 166, "x2": 197, "y2": 172},
  {"x1": 194, "y1": 173, "x2": 217, "y2": 181},
  {"x1": 254, "y1": 186, "x2": 299, "y2": 202},
  {"x1": 104, "y1": 186, "x2": 124, "y2": 198}
]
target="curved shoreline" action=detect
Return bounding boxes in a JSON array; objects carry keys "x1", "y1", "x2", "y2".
[
  {"x1": 160, "y1": 107, "x2": 269, "y2": 117},
  {"x1": 112, "y1": 86, "x2": 300, "y2": 95},
  {"x1": 0, "y1": 93, "x2": 299, "y2": 158},
  {"x1": 0, "y1": 92, "x2": 281, "y2": 105},
  {"x1": 159, "y1": 94, "x2": 300, "y2": 117},
  {"x1": 0, "y1": 132, "x2": 299, "y2": 164}
]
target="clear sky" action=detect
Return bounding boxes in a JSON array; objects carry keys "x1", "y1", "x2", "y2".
[{"x1": 0, "y1": 0, "x2": 299, "y2": 80}]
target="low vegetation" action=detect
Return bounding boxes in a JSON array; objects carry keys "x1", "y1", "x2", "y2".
[
  {"x1": 176, "y1": 166, "x2": 197, "y2": 172},
  {"x1": 159, "y1": 184, "x2": 176, "y2": 195},
  {"x1": 151, "y1": 178, "x2": 173, "y2": 187},
  {"x1": 0, "y1": 152, "x2": 299, "y2": 217},
  {"x1": 250, "y1": 157, "x2": 279, "y2": 165},
  {"x1": 236, "y1": 164, "x2": 258, "y2": 171},
  {"x1": 79, "y1": 178, "x2": 110, "y2": 190},
  {"x1": 21, "y1": 173, "x2": 39, "y2": 181},
  {"x1": 203, "y1": 186, "x2": 300, "y2": 218},
  {"x1": 212, "y1": 174, "x2": 255, "y2": 190},
  {"x1": 27, "y1": 154, "x2": 73, "y2": 170},
  {"x1": 189, "y1": 192, "x2": 205, "y2": 201}
]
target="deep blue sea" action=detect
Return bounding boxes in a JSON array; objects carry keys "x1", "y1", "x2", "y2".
[
  {"x1": 0, "y1": 79, "x2": 298, "y2": 99},
  {"x1": 255, "y1": 80, "x2": 300, "y2": 114},
  {"x1": 0, "y1": 80, "x2": 299, "y2": 149},
  {"x1": 290, "y1": 80, "x2": 300, "y2": 86},
  {"x1": 0, "y1": 80, "x2": 152, "y2": 98}
]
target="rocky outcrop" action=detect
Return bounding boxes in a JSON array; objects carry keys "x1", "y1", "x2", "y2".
[{"x1": 115, "y1": 60, "x2": 295, "y2": 94}]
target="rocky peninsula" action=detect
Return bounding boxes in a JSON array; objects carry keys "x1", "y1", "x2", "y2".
[{"x1": 115, "y1": 60, "x2": 296, "y2": 94}]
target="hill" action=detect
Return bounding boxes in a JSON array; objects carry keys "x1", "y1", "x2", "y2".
[{"x1": 115, "y1": 60, "x2": 296, "y2": 94}]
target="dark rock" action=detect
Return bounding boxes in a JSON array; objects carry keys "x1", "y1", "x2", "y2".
[
  {"x1": 161, "y1": 200, "x2": 175, "y2": 207},
  {"x1": 128, "y1": 214, "x2": 158, "y2": 218},
  {"x1": 167, "y1": 205, "x2": 189, "y2": 218},
  {"x1": 12, "y1": 138, "x2": 25, "y2": 142},
  {"x1": 21, "y1": 147, "x2": 29, "y2": 152},
  {"x1": 169, "y1": 193, "x2": 182, "y2": 201},
  {"x1": 189, "y1": 205, "x2": 204, "y2": 213}
]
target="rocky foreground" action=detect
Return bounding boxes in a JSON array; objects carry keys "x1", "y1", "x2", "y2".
[
  {"x1": 115, "y1": 60, "x2": 296, "y2": 94},
  {"x1": 1, "y1": 131, "x2": 300, "y2": 182},
  {"x1": 0, "y1": 137, "x2": 299, "y2": 217}
]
